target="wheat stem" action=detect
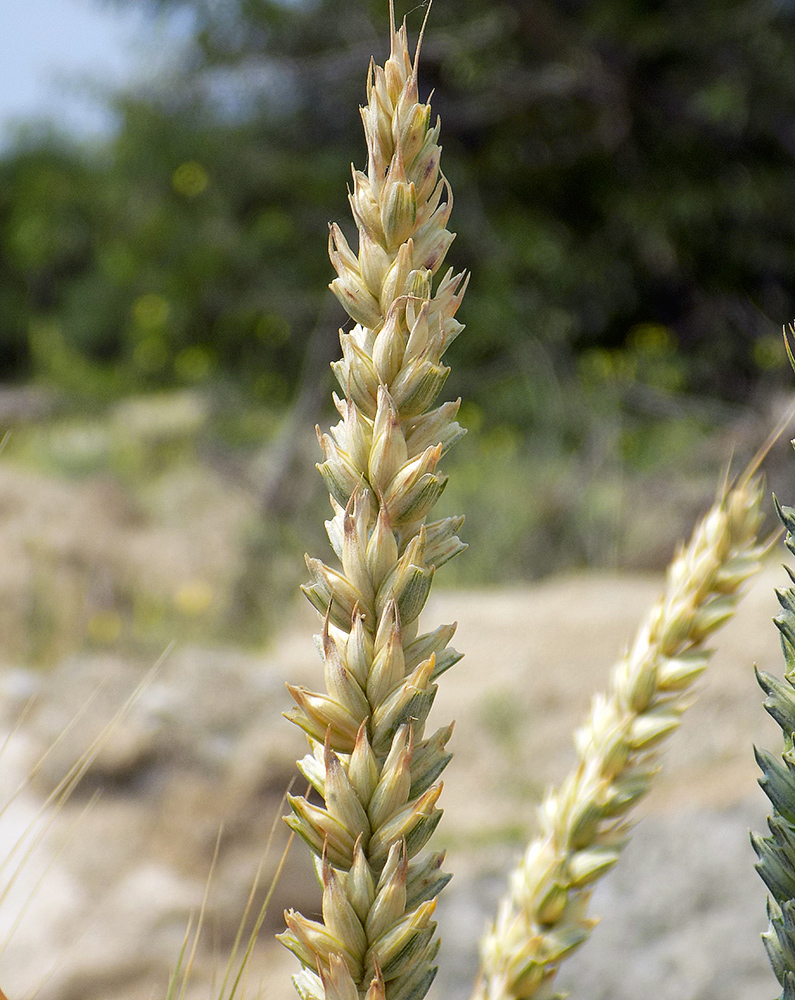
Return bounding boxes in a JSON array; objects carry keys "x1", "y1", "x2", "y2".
[
  {"x1": 279, "y1": 6, "x2": 467, "y2": 1000},
  {"x1": 475, "y1": 477, "x2": 766, "y2": 1000}
]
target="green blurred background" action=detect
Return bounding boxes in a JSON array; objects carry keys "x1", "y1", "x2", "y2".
[{"x1": 2, "y1": 0, "x2": 795, "y2": 661}]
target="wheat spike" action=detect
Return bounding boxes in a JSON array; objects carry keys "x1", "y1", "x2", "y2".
[
  {"x1": 753, "y1": 494, "x2": 795, "y2": 1000},
  {"x1": 475, "y1": 477, "x2": 766, "y2": 1000},
  {"x1": 279, "y1": 6, "x2": 467, "y2": 1000}
]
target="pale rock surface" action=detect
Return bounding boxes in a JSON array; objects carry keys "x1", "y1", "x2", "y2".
[{"x1": 0, "y1": 561, "x2": 786, "y2": 999}]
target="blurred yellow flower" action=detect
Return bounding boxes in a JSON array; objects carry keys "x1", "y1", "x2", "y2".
[
  {"x1": 172, "y1": 161, "x2": 209, "y2": 197},
  {"x1": 86, "y1": 610, "x2": 122, "y2": 645},
  {"x1": 175, "y1": 580, "x2": 214, "y2": 616}
]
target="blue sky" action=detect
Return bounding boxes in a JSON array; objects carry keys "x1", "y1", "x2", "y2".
[{"x1": 0, "y1": 0, "x2": 182, "y2": 147}]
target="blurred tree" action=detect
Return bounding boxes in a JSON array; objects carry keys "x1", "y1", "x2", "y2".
[{"x1": 2, "y1": 0, "x2": 795, "y2": 438}]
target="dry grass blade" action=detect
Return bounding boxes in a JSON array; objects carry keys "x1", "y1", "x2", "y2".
[
  {"x1": 0, "y1": 645, "x2": 172, "y2": 999},
  {"x1": 1, "y1": 791, "x2": 100, "y2": 965},
  {"x1": 159, "y1": 776, "x2": 299, "y2": 1000},
  {"x1": 215, "y1": 780, "x2": 300, "y2": 1000},
  {"x1": 163, "y1": 826, "x2": 223, "y2": 1000}
]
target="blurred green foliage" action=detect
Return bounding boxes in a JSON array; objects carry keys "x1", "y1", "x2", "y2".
[
  {"x1": 1, "y1": 0, "x2": 795, "y2": 638},
  {"x1": 2, "y1": 0, "x2": 795, "y2": 425}
]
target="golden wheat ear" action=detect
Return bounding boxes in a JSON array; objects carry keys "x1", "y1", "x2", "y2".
[
  {"x1": 279, "y1": 5, "x2": 467, "y2": 1000},
  {"x1": 474, "y1": 474, "x2": 767, "y2": 1000}
]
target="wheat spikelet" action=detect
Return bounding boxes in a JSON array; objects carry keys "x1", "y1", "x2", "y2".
[
  {"x1": 475, "y1": 477, "x2": 766, "y2": 1000},
  {"x1": 753, "y1": 495, "x2": 795, "y2": 1000},
  {"x1": 278, "y1": 6, "x2": 467, "y2": 1000}
]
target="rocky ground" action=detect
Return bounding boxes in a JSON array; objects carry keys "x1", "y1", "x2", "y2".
[{"x1": 0, "y1": 551, "x2": 786, "y2": 1000}]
